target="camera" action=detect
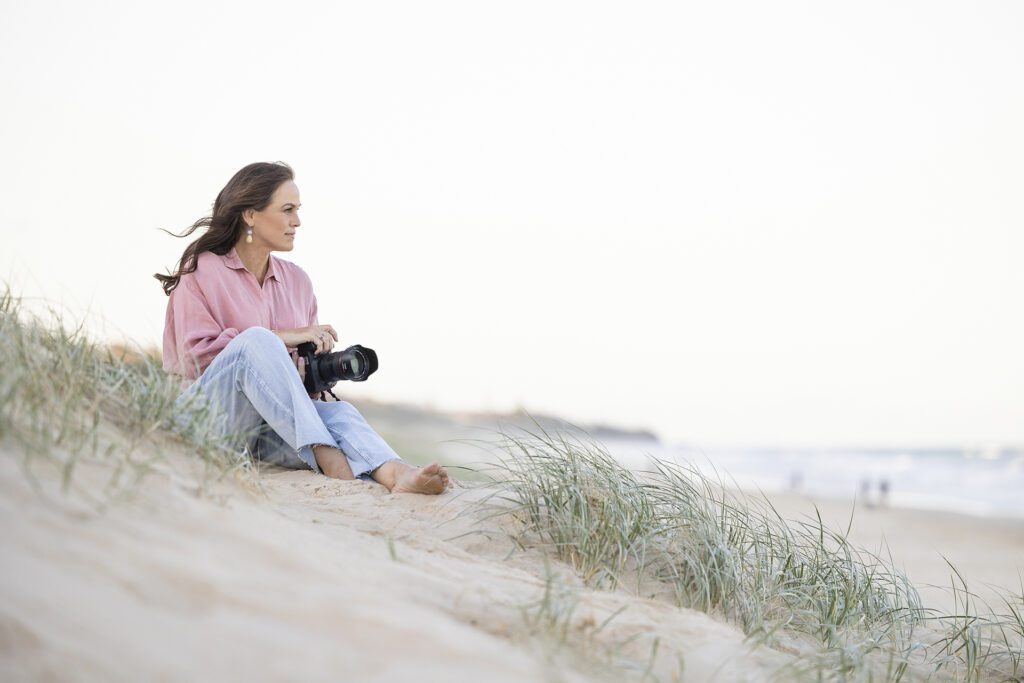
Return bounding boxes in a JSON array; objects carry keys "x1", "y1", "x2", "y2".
[{"x1": 296, "y1": 342, "x2": 378, "y2": 395}]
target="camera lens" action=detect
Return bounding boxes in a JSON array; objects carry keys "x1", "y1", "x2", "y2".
[
  {"x1": 312, "y1": 344, "x2": 378, "y2": 384},
  {"x1": 346, "y1": 352, "x2": 362, "y2": 377}
]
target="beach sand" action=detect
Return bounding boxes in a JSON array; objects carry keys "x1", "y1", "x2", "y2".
[
  {"x1": 1, "y1": 431, "x2": 1021, "y2": 681},
  {"x1": 0, "y1": 436, "x2": 786, "y2": 682}
]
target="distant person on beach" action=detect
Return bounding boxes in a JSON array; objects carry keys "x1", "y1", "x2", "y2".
[
  {"x1": 878, "y1": 479, "x2": 890, "y2": 507},
  {"x1": 154, "y1": 162, "x2": 449, "y2": 494}
]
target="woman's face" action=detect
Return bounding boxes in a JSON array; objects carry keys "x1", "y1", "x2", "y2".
[{"x1": 246, "y1": 180, "x2": 301, "y2": 251}]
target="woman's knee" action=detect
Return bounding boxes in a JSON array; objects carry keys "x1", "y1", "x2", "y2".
[
  {"x1": 319, "y1": 399, "x2": 363, "y2": 423},
  {"x1": 226, "y1": 327, "x2": 288, "y2": 360}
]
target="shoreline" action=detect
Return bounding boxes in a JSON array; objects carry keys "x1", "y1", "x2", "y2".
[{"x1": 351, "y1": 398, "x2": 1024, "y2": 524}]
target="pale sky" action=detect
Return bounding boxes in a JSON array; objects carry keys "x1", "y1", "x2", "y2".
[{"x1": 2, "y1": 0, "x2": 1021, "y2": 448}]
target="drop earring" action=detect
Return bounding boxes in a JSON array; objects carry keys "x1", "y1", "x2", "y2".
[{"x1": 245, "y1": 225, "x2": 253, "y2": 244}]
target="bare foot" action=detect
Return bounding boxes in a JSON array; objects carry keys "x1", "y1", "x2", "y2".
[{"x1": 391, "y1": 462, "x2": 450, "y2": 495}]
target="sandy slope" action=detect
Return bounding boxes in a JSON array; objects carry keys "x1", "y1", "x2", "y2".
[{"x1": 0, "y1": 440, "x2": 788, "y2": 683}]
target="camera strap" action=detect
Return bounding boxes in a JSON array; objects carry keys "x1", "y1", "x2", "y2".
[{"x1": 316, "y1": 388, "x2": 341, "y2": 402}]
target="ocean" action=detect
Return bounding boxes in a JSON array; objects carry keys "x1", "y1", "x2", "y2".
[{"x1": 602, "y1": 440, "x2": 1024, "y2": 520}]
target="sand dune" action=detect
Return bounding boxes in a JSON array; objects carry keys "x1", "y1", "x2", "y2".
[
  {"x1": 3, "y1": 409, "x2": 1023, "y2": 681},
  {"x1": 1, "y1": 439, "x2": 789, "y2": 682}
]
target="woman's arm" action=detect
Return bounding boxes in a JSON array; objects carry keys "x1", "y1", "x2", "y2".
[
  {"x1": 269, "y1": 326, "x2": 337, "y2": 354},
  {"x1": 167, "y1": 276, "x2": 241, "y2": 379}
]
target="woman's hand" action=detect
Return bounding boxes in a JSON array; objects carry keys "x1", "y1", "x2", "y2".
[
  {"x1": 272, "y1": 325, "x2": 338, "y2": 355},
  {"x1": 272, "y1": 325, "x2": 339, "y2": 399},
  {"x1": 294, "y1": 355, "x2": 322, "y2": 400}
]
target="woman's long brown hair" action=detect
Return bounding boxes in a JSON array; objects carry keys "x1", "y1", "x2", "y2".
[{"x1": 154, "y1": 161, "x2": 295, "y2": 296}]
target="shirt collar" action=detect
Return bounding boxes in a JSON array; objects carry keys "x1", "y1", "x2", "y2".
[{"x1": 222, "y1": 247, "x2": 280, "y2": 282}]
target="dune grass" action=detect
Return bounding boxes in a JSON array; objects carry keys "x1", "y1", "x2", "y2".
[
  {"x1": 471, "y1": 422, "x2": 1024, "y2": 682},
  {"x1": 0, "y1": 285, "x2": 257, "y2": 505}
]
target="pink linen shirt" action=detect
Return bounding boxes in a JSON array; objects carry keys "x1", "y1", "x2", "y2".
[{"x1": 162, "y1": 247, "x2": 318, "y2": 388}]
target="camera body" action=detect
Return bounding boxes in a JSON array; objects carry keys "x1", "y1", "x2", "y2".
[{"x1": 296, "y1": 342, "x2": 379, "y2": 395}]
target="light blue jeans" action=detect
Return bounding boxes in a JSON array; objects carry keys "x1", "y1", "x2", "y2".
[{"x1": 174, "y1": 327, "x2": 400, "y2": 477}]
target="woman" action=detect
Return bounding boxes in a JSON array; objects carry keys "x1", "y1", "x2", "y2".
[{"x1": 155, "y1": 161, "x2": 449, "y2": 494}]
